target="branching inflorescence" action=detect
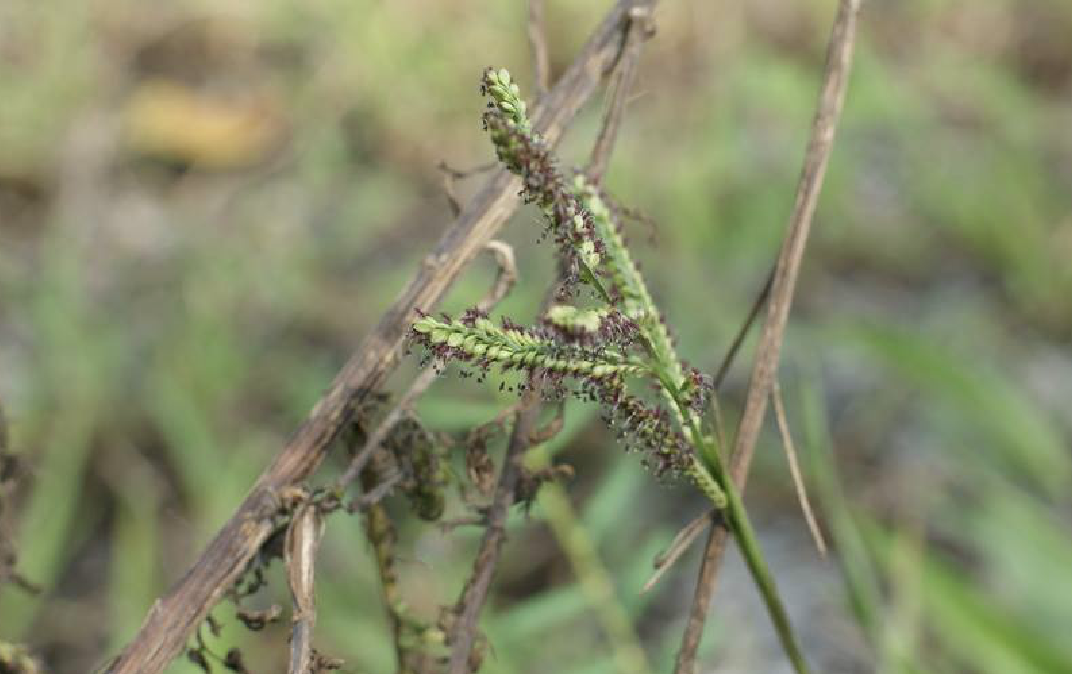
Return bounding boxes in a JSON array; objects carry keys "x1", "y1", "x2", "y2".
[
  {"x1": 412, "y1": 67, "x2": 726, "y2": 505},
  {"x1": 410, "y1": 67, "x2": 812, "y2": 674}
]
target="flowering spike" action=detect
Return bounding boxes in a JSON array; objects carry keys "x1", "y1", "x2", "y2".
[
  {"x1": 480, "y1": 68, "x2": 606, "y2": 295},
  {"x1": 482, "y1": 67, "x2": 529, "y2": 131},
  {"x1": 470, "y1": 68, "x2": 729, "y2": 510},
  {"x1": 409, "y1": 314, "x2": 648, "y2": 382}
]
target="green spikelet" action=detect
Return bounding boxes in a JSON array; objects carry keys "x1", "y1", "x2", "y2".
[
  {"x1": 572, "y1": 175, "x2": 684, "y2": 382},
  {"x1": 571, "y1": 176, "x2": 649, "y2": 320},
  {"x1": 483, "y1": 67, "x2": 530, "y2": 132},
  {"x1": 685, "y1": 455, "x2": 727, "y2": 508},
  {"x1": 545, "y1": 305, "x2": 609, "y2": 334},
  {"x1": 412, "y1": 316, "x2": 648, "y2": 379}
]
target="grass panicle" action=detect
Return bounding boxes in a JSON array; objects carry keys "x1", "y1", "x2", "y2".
[{"x1": 406, "y1": 69, "x2": 814, "y2": 674}]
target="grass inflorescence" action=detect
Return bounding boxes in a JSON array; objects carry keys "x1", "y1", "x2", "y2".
[
  {"x1": 409, "y1": 67, "x2": 813, "y2": 674},
  {"x1": 426, "y1": 67, "x2": 724, "y2": 498}
]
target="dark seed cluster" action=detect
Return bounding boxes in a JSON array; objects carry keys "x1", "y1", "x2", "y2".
[
  {"x1": 384, "y1": 416, "x2": 447, "y2": 522},
  {"x1": 679, "y1": 365, "x2": 714, "y2": 417},
  {"x1": 594, "y1": 379, "x2": 692, "y2": 479}
]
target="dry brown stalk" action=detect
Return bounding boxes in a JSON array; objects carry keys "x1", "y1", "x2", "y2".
[
  {"x1": 772, "y1": 381, "x2": 827, "y2": 556},
  {"x1": 587, "y1": 5, "x2": 650, "y2": 182},
  {"x1": 285, "y1": 501, "x2": 325, "y2": 674},
  {"x1": 105, "y1": 4, "x2": 652, "y2": 672},
  {"x1": 528, "y1": 0, "x2": 551, "y2": 97},
  {"x1": 445, "y1": 382, "x2": 543, "y2": 674},
  {"x1": 642, "y1": 508, "x2": 714, "y2": 594},
  {"x1": 674, "y1": 1, "x2": 861, "y2": 672}
]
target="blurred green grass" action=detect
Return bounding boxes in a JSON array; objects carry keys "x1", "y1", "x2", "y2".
[{"x1": 1, "y1": 1, "x2": 1070, "y2": 673}]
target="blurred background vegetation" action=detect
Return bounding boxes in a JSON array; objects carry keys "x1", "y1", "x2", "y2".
[{"x1": 1, "y1": 1, "x2": 1070, "y2": 673}]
